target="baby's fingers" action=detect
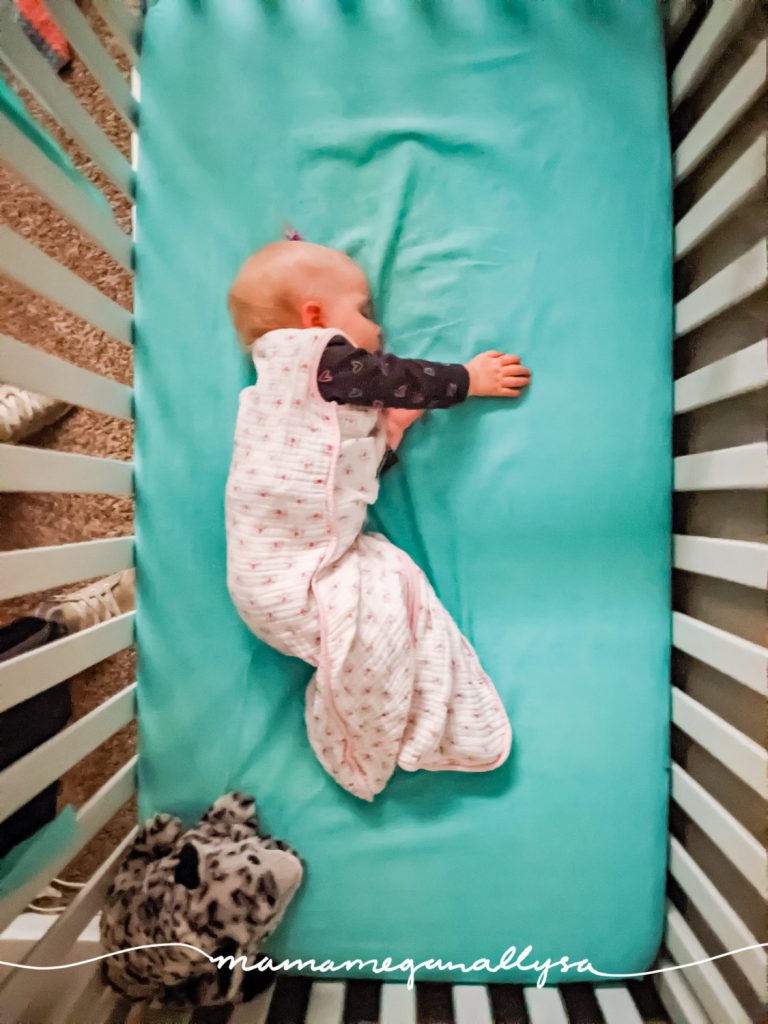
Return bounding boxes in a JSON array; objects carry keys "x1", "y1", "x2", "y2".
[{"x1": 502, "y1": 370, "x2": 531, "y2": 386}]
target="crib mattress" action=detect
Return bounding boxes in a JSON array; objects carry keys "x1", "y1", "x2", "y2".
[{"x1": 135, "y1": 0, "x2": 672, "y2": 984}]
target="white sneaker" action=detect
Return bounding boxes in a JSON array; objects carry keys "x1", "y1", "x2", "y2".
[
  {"x1": 25, "y1": 876, "x2": 85, "y2": 914},
  {"x1": 25, "y1": 882, "x2": 67, "y2": 914},
  {"x1": 0, "y1": 385, "x2": 71, "y2": 444},
  {"x1": 35, "y1": 569, "x2": 136, "y2": 633}
]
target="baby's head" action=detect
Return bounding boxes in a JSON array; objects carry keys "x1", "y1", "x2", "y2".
[{"x1": 227, "y1": 240, "x2": 381, "y2": 353}]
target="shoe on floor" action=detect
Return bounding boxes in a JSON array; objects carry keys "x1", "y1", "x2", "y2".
[
  {"x1": 34, "y1": 569, "x2": 136, "y2": 633},
  {"x1": 0, "y1": 385, "x2": 71, "y2": 444}
]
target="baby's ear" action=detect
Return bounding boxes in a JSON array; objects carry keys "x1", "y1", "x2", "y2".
[{"x1": 299, "y1": 301, "x2": 324, "y2": 329}]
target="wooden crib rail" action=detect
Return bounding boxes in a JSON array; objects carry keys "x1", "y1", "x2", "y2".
[
  {"x1": 0, "y1": 758, "x2": 136, "y2": 935},
  {"x1": 673, "y1": 533, "x2": 768, "y2": 589},
  {"x1": 0, "y1": 1, "x2": 133, "y2": 196},
  {"x1": 0, "y1": 536, "x2": 135, "y2": 602},
  {"x1": 0, "y1": 974, "x2": 669, "y2": 1024},
  {"x1": 0, "y1": 823, "x2": 138, "y2": 1021},
  {"x1": 664, "y1": 2, "x2": 768, "y2": 1023},
  {"x1": 674, "y1": 337, "x2": 768, "y2": 413},
  {"x1": 669, "y1": 837, "x2": 765, "y2": 996},
  {"x1": 0, "y1": 682, "x2": 136, "y2": 828},
  {"x1": 669, "y1": 0, "x2": 759, "y2": 111},
  {"x1": 44, "y1": 0, "x2": 138, "y2": 127},
  {"x1": 673, "y1": 613, "x2": 767, "y2": 696},
  {"x1": 0, "y1": 2, "x2": 765, "y2": 1023},
  {"x1": 92, "y1": 0, "x2": 141, "y2": 66},
  {"x1": 0, "y1": 225, "x2": 132, "y2": 342},
  {"x1": 0, "y1": 333, "x2": 133, "y2": 420},
  {"x1": 0, "y1": 614, "x2": 134, "y2": 713},
  {"x1": 674, "y1": 133, "x2": 765, "y2": 260},
  {"x1": 0, "y1": 108, "x2": 132, "y2": 267},
  {"x1": 0, "y1": 0, "x2": 136, "y2": 496},
  {"x1": 0, "y1": 0, "x2": 139, "y2": 1002},
  {"x1": 0, "y1": 440, "x2": 134, "y2": 492},
  {"x1": 671, "y1": 685, "x2": 766, "y2": 797}
]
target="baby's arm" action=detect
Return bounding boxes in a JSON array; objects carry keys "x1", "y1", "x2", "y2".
[
  {"x1": 318, "y1": 336, "x2": 531, "y2": 408},
  {"x1": 317, "y1": 337, "x2": 531, "y2": 470},
  {"x1": 318, "y1": 335, "x2": 470, "y2": 410}
]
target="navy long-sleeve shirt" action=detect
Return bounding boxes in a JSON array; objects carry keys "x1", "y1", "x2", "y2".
[{"x1": 317, "y1": 334, "x2": 470, "y2": 474}]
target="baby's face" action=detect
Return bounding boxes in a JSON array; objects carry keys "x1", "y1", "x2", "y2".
[{"x1": 315, "y1": 264, "x2": 381, "y2": 353}]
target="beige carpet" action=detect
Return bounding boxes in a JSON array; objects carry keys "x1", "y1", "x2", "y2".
[{"x1": 1, "y1": 2, "x2": 137, "y2": 890}]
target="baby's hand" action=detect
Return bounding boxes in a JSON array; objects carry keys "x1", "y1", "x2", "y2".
[
  {"x1": 383, "y1": 408, "x2": 426, "y2": 450},
  {"x1": 464, "y1": 351, "x2": 531, "y2": 398}
]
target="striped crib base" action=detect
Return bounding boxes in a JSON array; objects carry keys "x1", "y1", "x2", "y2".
[{"x1": 72, "y1": 976, "x2": 670, "y2": 1024}]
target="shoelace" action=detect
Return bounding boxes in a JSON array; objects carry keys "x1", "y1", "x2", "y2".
[
  {"x1": 26, "y1": 877, "x2": 84, "y2": 913},
  {"x1": 53, "y1": 586, "x2": 124, "y2": 628},
  {"x1": 0, "y1": 386, "x2": 47, "y2": 433}
]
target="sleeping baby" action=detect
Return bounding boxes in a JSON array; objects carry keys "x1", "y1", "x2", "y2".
[{"x1": 225, "y1": 239, "x2": 531, "y2": 801}]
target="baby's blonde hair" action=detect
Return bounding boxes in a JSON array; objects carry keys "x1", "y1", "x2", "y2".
[{"x1": 227, "y1": 240, "x2": 359, "y2": 351}]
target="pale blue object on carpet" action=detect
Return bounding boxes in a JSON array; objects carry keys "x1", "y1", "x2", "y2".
[{"x1": 135, "y1": 0, "x2": 672, "y2": 983}]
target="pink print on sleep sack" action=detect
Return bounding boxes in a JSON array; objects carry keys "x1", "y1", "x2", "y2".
[{"x1": 224, "y1": 326, "x2": 511, "y2": 800}]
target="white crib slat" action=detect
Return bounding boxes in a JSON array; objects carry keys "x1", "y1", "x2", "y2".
[
  {"x1": 672, "y1": 686, "x2": 768, "y2": 796},
  {"x1": 227, "y1": 984, "x2": 275, "y2": 1024},
  {"x1": 0, "y1": 112, "x2": 131, "y2": 270},
  {"x1": 0, "y1": 683, "x2": 136, "y2": 824},
  {"x1": 0, "y1": 756, "x2": 136, "y2": 933},
  {"x1": 379, "y1": 983, "x2": 417, "y2": 1024},
  {"x1": 0, "y1": 228, "x2": 132, "y2": 345},
  {"x1": 671, "y1": 0, "x2": 754, "y2": 110},
  {"x1": 671, "y1": 763, "x2": 767, "y2": 894},
  {"x1": 0, "y1": 5, "x2": 132, "y2": 196},
  {"x1": 673, "y1": 611, "x2": 768, "y2": 695},
  {"x1": 665, "y1": 0, "x2": 696, "y2": 48},
  {"x1": 669, "y1": 837, "x2": 767, "y2": 1000},
  {"x1": 593, "y1": 985, "x2": 643, "y2": 1024},
  {"x1": 65, "y1": 971, "x2": 122, "y2": 1024},
  {"x1": 674, "y1": 39, "x2": 767, "y2": 184},
  {"x1": 653, "y1": 956, "x2": 713, "y2": 1024},
  {"x1": 521, "y1": 986, "x2": 568, "y2": 1024},
  {"x1": 673, "y1": 534, "x2": 768, "y2": 589},
  {"x1": 28, "y1": 962, "x2": 100, "y2": 1024},
  {"x1": 92, "y1": 0, "x2": 141, "y2": 65},
  {"x1": 303, "y1": 981, "x2": 345, "y2": 1024},
  {"x1": 674, "y1": 340, "x2": 768, "y2": 414},
  {"x1": 664, "y1": 903, "x2": 752, "y2": 1024},
  {"x1": 0, "y1": 445, "x2": 133, "y2": 496},
  {"x1": 0, "y1": 334, "x2": 133, "y2": 420},
  {"x1": 64, "y1": 754, "x2": 136, "y2": 856},
  {"x1": 675, "y1": 240, "x2": 766, "y2": 337},
  {"x1": 674, "y1": 443, "x2": 768, "y2": 491},
  {"x1": 675, "y1": 135, "x2": 766, "y2": 260},
  {"x1": 0, "y1": 831, "x2": 137, "y2": 1019},
  {"x1": 0, "y1": 536, "x2": 134, "y2": 602},
  {"x1": 0, "y1": 612, "x2": 134, "y2": 714},
  {"x1": 62, "y1": 966, "x2": 126, "y2": 1024},
  {"x1": 45, "y1": 0, "x2": 137, "y2": 127},
  {"x1": 451, "y1": 985, "x2": 493, "y2": 1024}
]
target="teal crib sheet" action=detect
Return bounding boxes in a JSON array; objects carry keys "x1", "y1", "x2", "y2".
[{"x1": 135, "y1": 0, "x2": 672, "y2": 984}]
